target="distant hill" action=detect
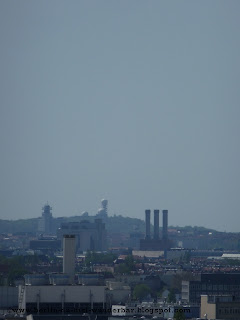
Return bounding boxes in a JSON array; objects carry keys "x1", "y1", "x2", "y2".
[
  {"x1": 0, "y1": 214, "x2": 217, "y2": 235},
  {"x1": 0, "y1": 218, "x2": 39, "y2": 234}
]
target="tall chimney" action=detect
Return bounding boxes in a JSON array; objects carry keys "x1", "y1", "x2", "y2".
[
  {"x1": 162, "y1": 210, "x2": 168, "y2": 240},
  {"x1": 154, "y1": 209, "x2": 159, "y2": 239},
  {"x1": 145, "y1": 209, "x2": 151, "y2": 239},
  {"x1": 63, "y1": 234, "x2": 76, "y2": 283}
]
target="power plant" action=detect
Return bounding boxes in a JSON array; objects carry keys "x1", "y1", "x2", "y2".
[
  {"x1": 145, "y1": 209, "x2": 151, "y2": 239},
  {"x1": 162, "y1": 209, "x2": 168, "y2": 240},
  {"x1": 140, "y1": 209, "x2": 171, "y2": 251},
  {"x1": 153, "y1": 209, "x2": 160, "y2": 239}
]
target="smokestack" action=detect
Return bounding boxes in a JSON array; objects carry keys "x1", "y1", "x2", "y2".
[
  {"x1": 145, "y1": 209, "x2": 151, "y2": 239},
  {"x1": 162, "y1": 210, "x2": 168, "y2": 240},
  {"x1": 154, "y1": 209, "x2": 159, "y2": 239},
  {"x1": 63, "y1": 234, "x2": 76, "y2": 283}
]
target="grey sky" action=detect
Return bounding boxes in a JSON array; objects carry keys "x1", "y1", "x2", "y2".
[{"x1": 0, "y1": 0, "x2": 239, "y2": 232}]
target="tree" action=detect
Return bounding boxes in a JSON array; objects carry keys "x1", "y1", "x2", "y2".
[
  {"x1": 133, "y1": 284, "x2": 151, "y2": 301},
  {"x1": 124, "y1": 255, "x2": 136, "y2": 271},
  {"x1": 167, "y1": 289, "x2": 176, "y2": 303},
  {"x1": 115, "y1": 255, "x2": 136, "y2": 275},
  {"x1": 85, "y1": 251, "x2": 117, "y2": 267},
  {"x1": 174, "y1": 311, "x2": 185, "y2": 320}
]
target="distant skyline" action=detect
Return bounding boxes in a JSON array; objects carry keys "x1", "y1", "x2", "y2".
[{"x1": 0, "y1": 1, "x2": 240, "y2": 232}]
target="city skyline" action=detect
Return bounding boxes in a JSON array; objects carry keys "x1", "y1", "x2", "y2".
[{"x1": 0, "y1": 1, "x2": 240, "y2": 232}]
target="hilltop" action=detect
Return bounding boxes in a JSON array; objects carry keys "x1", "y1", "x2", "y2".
[{"x1": 0, "y1": 214, "x2": 216, "y2": 235}]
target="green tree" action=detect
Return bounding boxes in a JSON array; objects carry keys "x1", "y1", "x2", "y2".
[
  {"x1": 85, "y1": 251, "x2": 117, "y2": 267},
  {"x1": 167, "y1": 289, "x2": 176, "y2": 303},
  {"x1": 124, "y1": 255, "x2": 136, "y2": 270},
  {"x1": 174, "y1": 311, "x2": 185, "y2": 320},
  {"x1": 133, "y1": 284, "x2": 151, "y2": 301},
  {"x1": 115, "y1": 255, "x2": 136, "y2": 274}
]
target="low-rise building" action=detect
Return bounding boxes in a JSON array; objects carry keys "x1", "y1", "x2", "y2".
[{"x1": 201, "y1": 294, "x2": 240, "y2": 319}]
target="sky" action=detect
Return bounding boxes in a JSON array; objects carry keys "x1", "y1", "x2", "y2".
[{"x1": 0, "y1": 0, "x2": 240, "y2": 232}]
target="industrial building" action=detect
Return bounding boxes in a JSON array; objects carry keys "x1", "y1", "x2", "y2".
[
  {"x1": 57, "y1": 218, "x2": 107, "y2": 252},
  {"x1": 140, "y1": 209, "x2": 172, "y2": 251},
  {"x1": 29, "y1": 239, "x2": 61, "y2": 252},
  {"x1": 18, "y1": 284, "x2": 107, "y2": 313},
  {"x1": 0, "y1": 286, "x2": 18, "y2": 309},
  {"x1": 182, "y1": 273, "x2": 240, "y2": 304}
]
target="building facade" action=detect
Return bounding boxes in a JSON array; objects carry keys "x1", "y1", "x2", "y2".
[
  {"x1": 201, "y1": 295, "x2": 240, "y2": 320},
  {"x1": 182, "y1": 273, "x2": 240, "y2": 304},
  {"x1": 38, "y1": 204, "x2": 53, "y2": 235},
  {"x1": 57, "y1": 219, "x2": 107, "y2": 252}
]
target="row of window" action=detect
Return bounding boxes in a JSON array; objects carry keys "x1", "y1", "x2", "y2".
[
  {"x1": 191, "y1": 284, "x2": 240, "y2": 290},
  {"x1": 219, "y1": 308, "x2": 240, "y2": 315}
]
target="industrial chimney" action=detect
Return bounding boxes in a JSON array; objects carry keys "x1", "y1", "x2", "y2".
[
  {"x1": 162, "y1": 210, "x2": 168, "y2": 240},
  {"x1": 145, "y1": 209, "x2": 151, "y2": 239},
  {"x1": 153, "y1": 209, "x2": 159, "y2": 239},
  {"x1": 63, "y1": 234, "x2": 76, "y2": 283}
]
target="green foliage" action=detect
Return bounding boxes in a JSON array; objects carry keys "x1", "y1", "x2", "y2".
[
  {"x1": 167, "y1": 289, "x2": 176, "y2": 303},
  {"x1": 133, "y1": 284, "x2": 151, "y2": 301},
  {"x1": 115, "y1": 263, "x2": 132, "y2": 274},
  {"x1": 0, "y1": 254, "x2": 44, "y2": 285},
  {"x1": 124, "y1": 255, "x2": 135, "y2": 270},
  {"x1": 115, "y1": 255, "x2": 136, "y2": 274},
  {"x1": 107, "y1": 216, "x2": 145, "y2": 234},
  {"x1": 174, "y1": 311, "x2": 185, "y2": 320},
  {"x1": 222, "y1": 258, "x2": 240, "y2": 266},
  {"x1": 85, "y1": 251, "x2": 117, "y2": 267},
  {"x1": 182, "y1": 251, "x2": 191, "y2": 263},
  {"x1": 5, "y1": 256, "x2": 26, "y2": 285}
]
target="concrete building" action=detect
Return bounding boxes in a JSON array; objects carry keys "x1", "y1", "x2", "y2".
[
  {"x1": 57, "y1": 219, "x2": 107, "y2": 252},
  {"x1": 0, "y1": 286, "x2": 18, "y2": 308},
  {"x1": 29, "y1": 239, "x2": 61, "y2": 252},
  {"x1": 201, "y1": 295, "x2": 240, "y2": 320},
  {"x1": 18, "y1": 285, "x2": 107, "y2": 313},
  {"x1": 182, "y1": 273, "x2": 240, "y2": 304},
  {"x1": 105, "y1": 281, "x2": 131, "y2": 305},
  {"x1": 18, "y1": 283, "x2": 131, "y2": 314},
  {"x1": 38, "y1": 204, "x2": 53, "y2": 235},
  {"x1": 63, "y1": 235, "x2": 76, "y2": 283}
]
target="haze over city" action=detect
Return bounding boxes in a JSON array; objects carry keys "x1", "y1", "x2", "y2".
[{"x1": 0, "y1": 1, "x2": 239, "y2": 232}]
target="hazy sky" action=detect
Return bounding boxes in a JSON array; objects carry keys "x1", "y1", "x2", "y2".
[{"x1": 0, "y1": 0, "x2": 239, "y2": 232}]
